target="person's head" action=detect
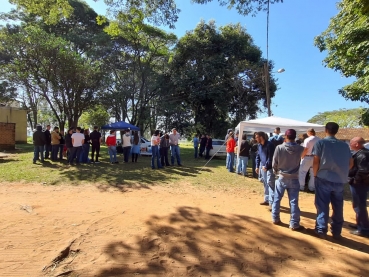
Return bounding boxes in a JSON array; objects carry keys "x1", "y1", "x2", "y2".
[
  {"x1": 255, "y1": 131, "x2": 266, "y2": 144},
  {"x1": 253, "y1": 132, "x2": 258, "y2": 139},
  {"x1": 94, "y1": 126, "x2": 98, "y2": 130},
  {"x1": 228, "y1": 131, "x2": 234, "y2": 139},
  {"x1": 126, "y1": 129, "x2": 130, "y2": 134},
  {"x1": 325, "y1": 122, "x2": 339, "y2": 136},
  {"x1": 154, "y1": 130, "x2": 160, "y2": 136},
  {"x1": 46, "y1": 125, "x2": 51, "y2": 130},
  {"x1": 84, "y1": 129, "x2": 89, "y2": 135},
  {"x1": 242, "y1": 134, "x2": 247, "y2": 140},
  {"x1": 165, "y1": 133, "x2": 169, "y2": 139},
  {"x1": 76, "y1": 127, "x2": 81, "y2": 133},
  {"x1": 172, "y1": 128, "x2": 177, "y2": 135},
  {"x1": 274, "y1": 127, "x2": 281, "y2": 134},
  {"x1": 350, "y1": 137, "x2": 366, "y2": 151},
  {"x1": 133, "y1": 131, "x2": 139, "y2": 144},
  {"x1": 302, "y1": 133, "x2": 308, "y2": 140},
  {"x1": 307, "y1": 128, "x2": 316, "y2": 137},
  {"x1": 68, "y1": 127, "x2": 74, "y2": 134},
  {"x1": 60, "y1": 130, "x2": 64, "y2": 135},
  {"x1": 284, "y1": 129, "x2": 297, "y2": 142},
  {"x1": 110, "y1": 129, "x2": 115, "y2": 135},
  {"x1": 53, "y1": 126, "x2": 59, "y2": 132}
]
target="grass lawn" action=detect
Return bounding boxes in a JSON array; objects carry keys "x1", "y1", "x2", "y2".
[{"x1": 0, "y1": 142, "x2": 263, "y2": 191}]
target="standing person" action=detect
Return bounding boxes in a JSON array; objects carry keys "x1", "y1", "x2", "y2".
[
  {"x1": 272, "y1": 129, "x2": 304, "y2": 230},
  {"x1": 193, "y1": 134, "x2": 199, "y2": 159},
  {"x1": 236, "y1": 134, "x2": 251, "y2": 176},
  {"x1": 255, "y1": 131, "x2": 276, "y2": 208},
  {"x1": 65, "y1": 128, "x2": 74, "y2": 164},
  {"x1": 226, "y1": 132, "x2": 236, "y2": 172},
  {"x1": 169, "y1": 128, "x2": 182, "y2": 166},
  {"x1": 225, "y1": 129, "x2": 233, "y2": 167},
  {"x1": 51, "y1": 126, "x2": 61, "y2": 161},
  {"x1": 160, "y1": 133, "x2": 170, "y2": 166},
  {"x1": 81, "y1": 129, "x2": 90, "y2": 163},
  {"x1": 58, "y1": 130, "x2": 65, "y2": 160},
  {"x1": 299, "y1": 128, "x2": 320, "y2": 192},
  {"x1": 205, "y1": 134, "x2": 213, "y2": 160},
  {"x1": 106, "y1": 130, "x2": 118, "y2": 164},
  {"x1": 312, "y1": 122, "x2": 353, "y2": 239},
  {"x1": 90, "y1": 126, "x2": 102, "y2": 163},
  {"x1": 122, "y1": 129, "x2": 132, "y2": 163},
  {"x1": 44, "y1": 125, "x2": 51, "y2": 159},
  {"x1": 131, "y1": 131, "x2": 140, "y2": 163},
  {"x1": 348, "y1": 137, "x2": 369, "y2": 237},
  {"x1": 250, "y1": 132, "x2": 259, "y2": 178},
  {"x1": 70, "y1": 127, "x2": 85, "y2": 165},
  {"x1": 199, "y1": 134, "x2": 207, "y2": 157},
  {"x1": 269, "y1": 127, "x2": 284, "y2": 148},
  {"x1": 32, "y1": 124, "x2": 46, "y2": 164},
  {"x1": 151, "y1": 130, "x2": 162, "y2": 169}
]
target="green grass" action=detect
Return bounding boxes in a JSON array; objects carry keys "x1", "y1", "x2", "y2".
[{"x1": 0, "y1": 142, "x2": 263, "y2": 192}]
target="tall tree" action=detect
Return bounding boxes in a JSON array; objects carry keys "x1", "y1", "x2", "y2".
[
  {"x1": 315, "y1": 0, "x2": 369, "y2": 119},
  {"x1": 308, "y1": 108, "x2": 366, "y2": 128}
]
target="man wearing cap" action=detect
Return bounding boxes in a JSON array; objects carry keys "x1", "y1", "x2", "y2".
[
  {"x1": 299, "y1": 128, "x2": 320, "y2": 192},
  {"x1": 312, "y1": 122, "x2": 353, "y2": 239},
  {"x1": 169, "y1": 128, "x2": 182, "y2": 166},
  {"x1": 272, "y1": 129, "x2": 304, "y2": 230},
  {"x1": 348, "y1": 137, "x2": 369, "y2": 237},
  {"x1": 255, "y1": 131, "x2": 276, "y2": 207}
]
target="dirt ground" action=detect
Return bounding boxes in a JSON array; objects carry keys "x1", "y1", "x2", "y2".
[{"x1": 1, "y1": 182, "x2": 368, "y2": 277}]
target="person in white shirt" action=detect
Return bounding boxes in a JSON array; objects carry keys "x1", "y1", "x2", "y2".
[
  {"x1": 70, "y1": 127, "x2": 85, "y2": 165},
  {"x1": 151, "y1": 130, "x2": 162, "y2": 169},
  {"x1": 169, "y1": 128, "x2": 182, "y2": 166},
  {"x1": 298, "y1": 128, "x2": 320, "y2": 192},
  {"x1": 122, "y1": 129, "x2": 132, "y2": 163}
]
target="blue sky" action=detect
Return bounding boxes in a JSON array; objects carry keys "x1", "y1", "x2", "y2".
[{"x1": 1, "y1": 0, "x2": 361, "y2": 122}]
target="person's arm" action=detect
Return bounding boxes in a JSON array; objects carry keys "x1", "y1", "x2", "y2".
[
  {"x1": 255, "y1": 147, "x2": 260, "y2": 174},
  {"x1": 313, "y1": 156, "x2": 320, "y2": 177},
  {"x1": 301, "y1": 147, "x2": 308, "y2": 159},
  {"x1": 349, "y1": 157, "x2": 354, "y2": 169},
  {"x1": 272, "y1": 147, "x2": 279, "y2": 174},
  {"x1": 265, "y1": 144, "x2": 275, "y2": 170},
  {"x1": 72, "y1": 138, "x2": 75, "y2": 145}
]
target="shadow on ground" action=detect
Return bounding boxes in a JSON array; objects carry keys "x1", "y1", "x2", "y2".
[{"x1": 90, "y1": 207, "x2": 369, "y2": 277}]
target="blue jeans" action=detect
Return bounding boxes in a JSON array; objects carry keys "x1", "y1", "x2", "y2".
[
  {"x1": 170, "y1": 145, "x2": 181, "y2": 165},
  {"x1": 108, "y1": 146, "x2": 117, "y2": 163},
  {"x1": 81, "y1": 144, "x2": 90, "y2": 163},
  {"x1": 315, "y1": 177, "x2": 344, "y2": 235},
  {"x1": 33, "y1": 145, "x2": 44, "y2": 162},
  {"x1": 51, "y1": 144, "x2": 59, "y2": 161},
  {"x1": 151, "y1": 145, "x2": 162, "y2": 169},
  {"x1": 250, "y1": 152, "x2": 258, "y2": 178},
  {"x1": 44, "y1": 144, "x2": 51, "y2": 159},
  {"x1": 70, "y1": 146, "x2": 82, "y2": 164},
  {"x1": 236, "y1": 156, "x2": 248, "y2": 175},
  {"x1": 260, "y1": 168, "x2": 275, "y2": 204},
  {"x1": 349, "y1": 184, "x2": 369, "y2": 234},
  {"x1": 194, "y1": 146, "x2": 198, "y2": 158},
  {"x1": 123, "y1": 146, "x2": 131, "y2": 162},
  {"x1": 272, "y1": 177, "x2": 301, "y2": 227},
  {"x1": 226, "y1": 152, "x2": 235, "y2": 172}
]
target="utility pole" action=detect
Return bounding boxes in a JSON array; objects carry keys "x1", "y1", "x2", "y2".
[{"x1": 264, "y1": 62, "x2": 271, "y2": 117}]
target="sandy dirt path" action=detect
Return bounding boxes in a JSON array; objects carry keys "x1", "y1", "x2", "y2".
[{"x1": 0, "y1": 182, "x2": 368, "y2": 277}]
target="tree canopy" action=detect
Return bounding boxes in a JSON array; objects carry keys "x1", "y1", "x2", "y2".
[{"x1": 307, "y1": 108, "x2": 366, "y2": 128}]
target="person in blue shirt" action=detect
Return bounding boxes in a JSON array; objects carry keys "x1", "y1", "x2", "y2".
[
  {"x1": 269, "y1": 127, "x2": 284, "y2": 148},
  {"x1": 193, "y1": 134, "x2": 199, "y2": 159},
  {"x1": 312, "y1": 122, "x2": 353, "y2": 239},
  {"x1": 255, "y1": 131, "x2": 276, "y2": 208}
]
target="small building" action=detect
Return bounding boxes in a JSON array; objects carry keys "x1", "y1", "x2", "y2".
[
  {"x1": 0, "y1": 105, "x2": 27, "y2": 144},
  {"x1": 315, "y1": 128, "x2": 369, "y2": 144}
]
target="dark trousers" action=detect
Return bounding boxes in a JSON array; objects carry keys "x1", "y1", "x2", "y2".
[
  {"x1": 69, "y1": 146, "x2": 82, "y2": 164},
  {"x1": 131, "y1": 153, "x2": 138, "y2": 162},
  {"x1": 51, "y1": 144, "x2": 59, "y2": 161},
  {"x1": 205, "y1": 148, "x2": 211, "y2": 159},
  {"x1": 91, "y1": 143, "x2": 100, "y2": 162},
  {"x1": 123, "y1": 146, "x2": 131, "y2": 162},
  {"x1": 250, "y1": 152, "x2": 258, "y2": 178},
  {"x1": 44, "y1": 144, "x2": 51, "y2": 159},
  {"x1": 199, "y1": 146, "x2": 205, "y2": 157},
  {"x1": 160, "y1": 147, "x2": 170, "y2": 166},
  {"x1": 194, "y1": 146, "x2": 198, "y2": 158},
  {"x1": 59, "y1": 144, "x2": 64, "y2": 160},
  {"x1": 350, "y1": 184, "x2": 369, "y2": 234}
]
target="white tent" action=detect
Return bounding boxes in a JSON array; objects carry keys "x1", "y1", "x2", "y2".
[{"x1": 236, "y1": 116, "x2": 326, "y2": 135}]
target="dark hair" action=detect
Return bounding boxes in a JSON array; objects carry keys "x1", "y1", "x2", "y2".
[
  {"x1": 53, "y1": 126, "x2": 59, "y2": 130},
  {"x1": 255, "y1": 131, "x2": 266, "y2": 140},
  {"x1": 84, "y1": 129, "x2": 89, "y2": 135},
  {"x1": 94, "y1": 126, "x2": 98, "y2": 130},
  {"x1": 154, "y1": 130, "x2": 160, "y2": 136},
  {"x1": 325, "y1": 122, "x2": 339, "y2": 135},
  {"x1": 133, "y1": 132, "x2": 139, "y2": 144},
  {"x1": 76, "y1": 127, "x2": 82, "y2": 131},
  {"x1": 165, "y1": 134, "x2": 169, "y2": 139},
  {"x1": 275, "y1": 127, "x2": 280, "y2": 131},
  {"x1": 286, "y1": 134, "x2": 296, "y2": 140},
  {"x1": 110, "y1": 130, "x2": 115, "y2": 134},
  {"x1": 242, "y1": 134, "x2": 247, "y2": 140}
]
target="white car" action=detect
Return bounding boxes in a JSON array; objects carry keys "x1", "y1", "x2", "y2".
[
  {"x1": 140, "y1": 137, "x2": 152, "y2": 156},
  {"x1": 209, "y1": 139, "x2": 227, "y2": 157}
]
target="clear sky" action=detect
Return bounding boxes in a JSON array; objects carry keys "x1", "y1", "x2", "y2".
[{"x1": 1, "y1": 0, "x2": 362, "y2": 122}]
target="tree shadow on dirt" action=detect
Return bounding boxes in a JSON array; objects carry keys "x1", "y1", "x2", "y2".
[{"x1": 94, "y1": 207, "x2": 369, "y2": 277}]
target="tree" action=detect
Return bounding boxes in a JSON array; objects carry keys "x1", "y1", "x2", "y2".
[
  {"x1": 315, "y1": 0, "x2": 369, "y2": 119},
  {"x1": 78, "y1": 105, "x2": 110, "y2": 129},
  {"x1": 0, "y1": 81, "x2": 17, "y2": 104},
  {"x1": 307, "y1": 108, "x2": 366, "y2": 128}
]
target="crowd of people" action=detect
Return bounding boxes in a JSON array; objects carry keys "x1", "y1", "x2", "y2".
[{"x1": 220, "y1": 122, "x2": 368, "y2": 239}]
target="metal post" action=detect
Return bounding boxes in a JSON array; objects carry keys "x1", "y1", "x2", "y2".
[{"x1": 264, "y1": 61, "x2": 271, "y2": 117}]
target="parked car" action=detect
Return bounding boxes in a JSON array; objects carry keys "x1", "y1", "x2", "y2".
[
  {"x1": 140, "y1": 137, "x2": 152, "y2": 156},
  {"x1": 209, "y1": 139, "x2": 227, "y2": 157}
]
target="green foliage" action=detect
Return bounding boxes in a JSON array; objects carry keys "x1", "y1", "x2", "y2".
[
  {"x1": 78, "y1": 105, "x2": 110, "y2": 129},
  {"x1": 0, "y1": 81, "x2": 17, "y2": 103},
  {"x1": 307, "y1": 108, "x2": 366, "y2": 128},
  {"x1": 315, "y1": 0, "x2": 369, "y2": 104}
]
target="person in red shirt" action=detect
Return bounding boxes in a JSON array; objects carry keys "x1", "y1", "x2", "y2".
[
  {"x1": 106, "y1": 130, "x2": 118, "y2": 164},
  {"x1": 226, "y1": 132, "x2": 236, "y2": 172}
]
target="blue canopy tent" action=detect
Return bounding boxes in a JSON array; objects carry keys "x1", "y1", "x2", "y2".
[{"x1": 101, "y1": 121, "x2": 140, "y2": 131}]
